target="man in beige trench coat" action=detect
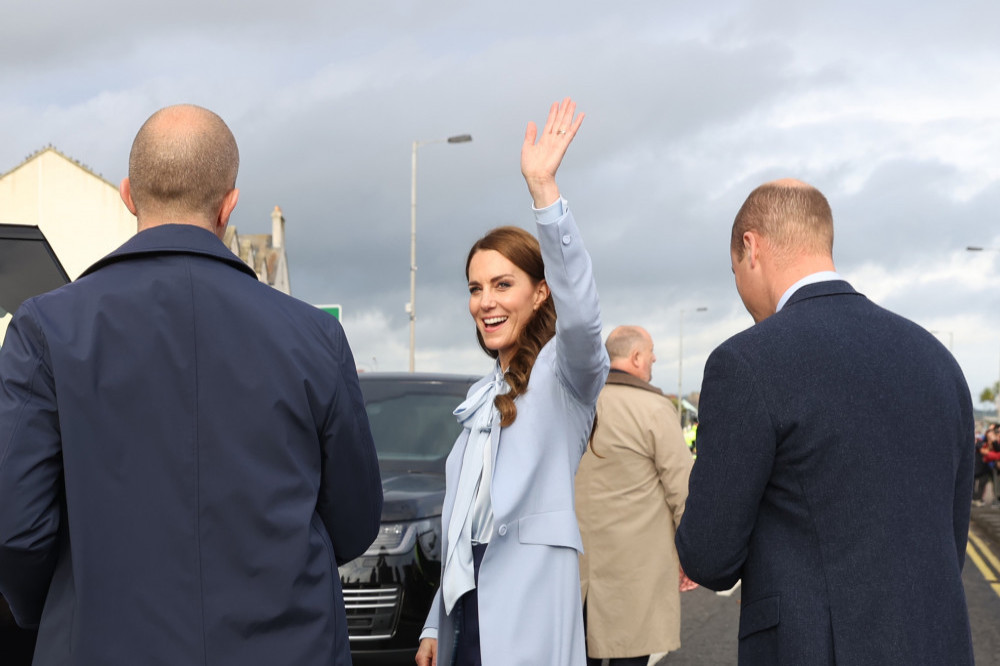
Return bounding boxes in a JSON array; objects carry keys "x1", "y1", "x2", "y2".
[{"x1": 576, "y1": 326, "x2": 695, "y2": 666}]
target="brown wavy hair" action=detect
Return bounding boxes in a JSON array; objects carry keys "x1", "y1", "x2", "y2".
[{"x1": 466, "y1": 226, "x2": 556, "y2": 427}]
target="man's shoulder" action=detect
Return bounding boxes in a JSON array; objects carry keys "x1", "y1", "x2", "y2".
[
  {"x1": 601, "y1": 374, "x2": 671, "y2": 405},
  {"x1": 709, "y1": 286, "x2": 958, "y2": 381}
]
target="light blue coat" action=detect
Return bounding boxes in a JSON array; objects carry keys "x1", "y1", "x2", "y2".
[{"x1": 424, "y1": 207, "x2": 608, "y2": 665}]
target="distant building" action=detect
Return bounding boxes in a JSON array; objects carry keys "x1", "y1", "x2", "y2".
[
  {"x1": 224, "y1": 206, "x2": 291, "y2": 295},
  {"x1": 0, "y1": 147, "x2": 290, "y2": 342}
]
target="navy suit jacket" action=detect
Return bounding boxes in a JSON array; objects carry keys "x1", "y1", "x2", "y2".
[
  {"x1": 676, "y1": 280, "x2": 974, "y2": 665},
  {"x1": 0, "y1": 224, "x2": 383, "y2": 665}
]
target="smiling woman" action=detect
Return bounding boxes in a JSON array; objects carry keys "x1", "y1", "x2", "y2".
[
  {"x1": 414, "y1": 98, "x2": 610, "y2": 666},
  {"x1": 466, "y1": 228, "x2": 554, "y2": 427}
]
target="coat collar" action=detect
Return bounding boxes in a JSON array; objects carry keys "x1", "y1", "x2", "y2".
[
  {"x1": 606, "y1": 369, "x2": 663, "y2": 396},
  {"x1": 80, "y1": 224, "x2": 258, "y2": 280},
  {"x1": 783, "y1": 279, "x2": 859, "y2": 309}
]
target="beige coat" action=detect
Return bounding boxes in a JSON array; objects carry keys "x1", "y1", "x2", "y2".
[{"x1": 575, "y1": 371, "x2": 693, "y2": 659}]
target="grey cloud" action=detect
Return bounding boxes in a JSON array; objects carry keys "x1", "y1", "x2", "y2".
[{"x1": 2, "y1": 0, "x2": 999, "y2": 398}]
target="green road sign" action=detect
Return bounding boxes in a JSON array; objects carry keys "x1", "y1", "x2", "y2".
[{"x1": 316, "y1": 303, "x2": 342, "y2": 320}]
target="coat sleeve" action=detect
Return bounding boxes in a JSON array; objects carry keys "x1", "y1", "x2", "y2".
[
  {"x1": 535, "y1": 204, "x2": 609, "y2": 408},
  {"x1": 0, "y1": 303, "x2": 63, "y2": 628},
  {"x1": 420, "y1": 586, "x2": 441, "y2": 640},
  {"x1": 315, "y1": 317, "x2": 383, "y2": 566},
  {"x1": 675, "y1": 343, "x2": 775, "y2": 591},
  {"x1": 651, "y1": 400, "x2": 693, "y2": 530}
]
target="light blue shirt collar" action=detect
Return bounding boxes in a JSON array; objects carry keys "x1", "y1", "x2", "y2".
[{"x1": 776, "y1": 271, "x2": 842, "y2": 313}]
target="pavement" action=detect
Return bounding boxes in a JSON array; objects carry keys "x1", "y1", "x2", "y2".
[{"x1": 971, "y1": 501, "x2": 1000, "y2": 552}]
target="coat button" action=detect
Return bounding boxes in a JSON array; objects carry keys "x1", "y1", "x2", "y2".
[
  {"x1": 498, "y1": 524, "x2": 507, "y2": 536},
  {"x1": 561, "y1": 234, "x2": 572, "y2": 245}
]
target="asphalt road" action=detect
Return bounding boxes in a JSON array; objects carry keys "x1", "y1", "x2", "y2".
[{"x1": 657, "y1": 518, "x2": 1000, "y2": 665}]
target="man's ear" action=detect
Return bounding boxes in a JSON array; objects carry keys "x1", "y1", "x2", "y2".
[
  {"x1": 120, "y1": 178, "x2": 138, "y2": 216},
  {"x1": 743, "y1": 231, "x2": 761, "y2": 269},
  {"x1": 215, "y1": 188, "x2": 240, "y2": 237}
]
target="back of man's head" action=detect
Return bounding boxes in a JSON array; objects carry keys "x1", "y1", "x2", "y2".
[
  {"x1": 128, "y1": 105, "x2": 239, "y2": 224},
  {"x1": 731, "y1": 178, "x2": 834, "y2": 264},
  {"x1": 606, "y1": 326, "x2": 647, "y2": 363},
  {"x1": 606, "y1": 325, "x2": 655, "y2": 382}
]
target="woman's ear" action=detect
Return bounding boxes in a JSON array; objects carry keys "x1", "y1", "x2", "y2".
[{"x1": 533, "y1": 279, "x2": 551, "y2": 310}]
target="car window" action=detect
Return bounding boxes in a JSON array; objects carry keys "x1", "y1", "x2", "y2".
[{"x1": 359, "y1": 379, "x2": 470, "y2": 462}]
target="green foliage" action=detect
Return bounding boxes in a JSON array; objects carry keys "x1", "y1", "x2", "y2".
[{"x1": 981, "y1": 381, "x2": 1000, "y2": 404}]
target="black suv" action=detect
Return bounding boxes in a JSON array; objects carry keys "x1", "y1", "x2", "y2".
[{"x1": 343, "y1": 372, "x2": 475, "y2": 664}]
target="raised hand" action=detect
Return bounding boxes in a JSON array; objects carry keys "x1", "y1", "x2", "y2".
[{"x1": 521, "y1": 97, "x2": 585, "y2": 209}]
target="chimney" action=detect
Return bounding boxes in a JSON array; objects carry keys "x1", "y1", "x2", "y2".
[{"x1": 271, "y1": 205, "x2": 285, "y2": 249}]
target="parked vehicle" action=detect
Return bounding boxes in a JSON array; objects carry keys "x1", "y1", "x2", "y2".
[{"x1": 343, "y1": 372, "x2": 476, "y2": 664}]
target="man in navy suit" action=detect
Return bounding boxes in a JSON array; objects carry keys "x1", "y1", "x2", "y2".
[
  {"x1": 676, "y1": 179, "x2": 974, "y2": 665},
  {"x1": 0, "y1": 105, "x2": 383, "y2": 665}
]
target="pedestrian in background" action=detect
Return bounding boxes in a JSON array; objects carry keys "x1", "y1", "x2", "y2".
[
  {"x1": 576, "y1": 325, "x2": 694, "y2": 666},
  {"x1": 676, "y1": 179, "x2": 975, "y2": 665},
  {"x1": 415, "y1": 98, "x2": 608, "y2": 666},
  {"x1": 974, "y1": 423, "x2": 1000, "y2": 506},
  {"x1": 0, "y1": 104, "x2": 383, "y2": 666}
]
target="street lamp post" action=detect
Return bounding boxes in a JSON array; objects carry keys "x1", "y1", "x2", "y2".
[
  {"x1": 408, "y1": 133, "x2": 472, "y2": 372},
  {"x1": 678, "y1": 307, "x2": 707, "y2": 426}
]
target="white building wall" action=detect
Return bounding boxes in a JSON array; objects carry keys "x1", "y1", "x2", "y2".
[
  {"x1": 0, "y1": 149, "x2": 137, "y2": 281},
  {"x1": 0, "y1": 149, "x2": 137, "y2": 342}
]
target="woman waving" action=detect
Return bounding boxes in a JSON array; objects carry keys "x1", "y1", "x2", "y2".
[{"x1": 416, "y1": 98, "x2": 608, "y2": 666}]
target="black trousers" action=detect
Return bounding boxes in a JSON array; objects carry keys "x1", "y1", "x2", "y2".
[
  {"x1": 587, "y1": 657, "x2": 649, "y2": 666},
  {"x1": 453, "y1": 543, "x2": 488, "y2": 666}
]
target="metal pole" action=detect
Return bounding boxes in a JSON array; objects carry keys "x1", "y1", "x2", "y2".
[
  {"x1": 409, "y1": 141, "x2": 418, "y2": 372},
  {"x1": 407, "y1": 134, "x2": 471, "y2": 372},
  {"x1": 678, "y1": 309, "x2": 684, "y2": 424}
]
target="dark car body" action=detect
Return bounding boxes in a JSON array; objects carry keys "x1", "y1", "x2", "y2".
[{"x1": 344, "y1": 372, "x2": 476, "y2": 664}]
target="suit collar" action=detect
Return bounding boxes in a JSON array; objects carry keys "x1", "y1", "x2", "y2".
[
  {"x1": 80, "y1": 224, "x2": 258, "y2": 280},
  {"x1": 783, "y1": 279, "x2": 859, "y2": 308},
  {"x1": 606, "y1": 369, "x2": 663, "y2": 396}
]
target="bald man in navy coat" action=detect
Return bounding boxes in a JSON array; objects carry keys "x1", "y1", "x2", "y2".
[
  {"x1": 0, "y1": 105, "x2": 382, "y2": 665},
  {"x1": 676, "y1": 180, "x2": 974, "y2": 665}
]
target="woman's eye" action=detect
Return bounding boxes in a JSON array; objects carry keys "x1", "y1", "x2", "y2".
[
  {"x1": 469, "y1": 286, "x2": 481, "y2": 295},
  {"x1": 497, "y1": 281, "x2": 511, "y2": 289}
]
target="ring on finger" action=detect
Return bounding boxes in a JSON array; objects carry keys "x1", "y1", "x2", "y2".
[{"x1": 557, "y1": 129, "x2": 567, "y2": 135}]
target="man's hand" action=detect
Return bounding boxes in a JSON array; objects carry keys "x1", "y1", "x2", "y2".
[
  {"x1": 415, "y1": 637, "x2": 438, "y2": 666},
  {"x1": 680, "y1": 566, "x2": 699, "y2": 592},
  {"x1": 521, "y1": 97, "x2": 585, "y2": 209}
]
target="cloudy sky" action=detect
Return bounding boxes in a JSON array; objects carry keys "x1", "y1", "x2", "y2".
[{"x1": 3, "y1": 0, "x2": 999, "y2": 406}]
